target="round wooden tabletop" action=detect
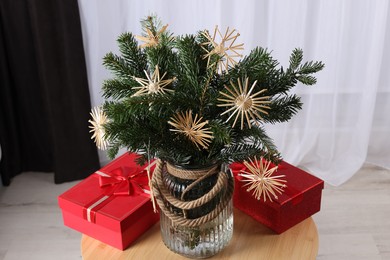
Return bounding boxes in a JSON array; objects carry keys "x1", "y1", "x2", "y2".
[{"x1": 81, "y1": 209, "x2": 318, "y2": 259}]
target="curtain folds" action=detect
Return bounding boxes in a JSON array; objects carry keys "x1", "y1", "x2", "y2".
[
  {"x1": 0, "y1": 0, "x2": 100, "y2": 185},
  {"x1": 77, "y1": 0, "x2": 390, "y2": 186}
]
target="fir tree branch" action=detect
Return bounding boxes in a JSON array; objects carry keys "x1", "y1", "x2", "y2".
[
  {"x1": 102, "y1": 79, "x2": 136, "y2": 99},
  {"x1": 298, "y1": 60, "x2": 325, "y2": 75},
  {"x1": 289, "y1": 48, "x2": 303, "y2": 71},
  {"x1": 208, "y1": 119, "x2": 232, "y2": 146},
  {"x1": 175, "y1": 35, "x2": 203, "y2": 91},
  {"x1": 117, "y1": 32, "x2": 147, "y2": 76},
  {"x1": 263, "y1": 94, "x2": 303, "y2": 124},
  {"x1": 103, "y1": 52, "x2": 136, "y2": 81},
  {"x1": 140, "y1": 16, "x2": 159, "y2": 35},
  {"x1": 107, "y1": 142, "x2": 121, "y2": 160},
  {"x1": 146, "y1": 44, "x2": 178, "y2": 80},
  {"x1": 297, "y1": 75, "x2": 317, "y2": 85},
  {"x1": 229, "y1": 47, "x2": 279, "y2": 82},
  {"x1": 219, "y1": 125, "x2": 281, "y2": 163}
]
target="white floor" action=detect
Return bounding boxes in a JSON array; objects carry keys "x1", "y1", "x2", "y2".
[
  {"x1": 313, "y1": 164, "x2": 390, "y2": 260},
  {"x1": 0, "y1": 164, "x2": 389, "y2": 260}
]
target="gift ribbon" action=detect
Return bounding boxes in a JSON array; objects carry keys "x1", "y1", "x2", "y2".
[
  {"x1": 97, "y1": 168, "x2": 150, "y2": 196},
  {"x1": 86, "y1": 195, "x2": 110, "y2": 223},
  {"x1": 84, "y1": 166, "x2": 151, "y2": 223}
]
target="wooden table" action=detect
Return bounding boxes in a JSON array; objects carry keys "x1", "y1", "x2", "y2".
[{"x1": 81, "y1": 209, "x2": 318, "y2": 259}]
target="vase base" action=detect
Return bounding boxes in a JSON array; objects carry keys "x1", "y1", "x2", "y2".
[{"x1": 160, "y1": 201, "x2": 233, "y2": 258}]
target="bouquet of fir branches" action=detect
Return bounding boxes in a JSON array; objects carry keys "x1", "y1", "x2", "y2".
[{"x1": 89, "y1": 16, "x2": 324, "y2": 167}]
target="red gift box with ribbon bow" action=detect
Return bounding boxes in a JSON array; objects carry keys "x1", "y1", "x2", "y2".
[
  {"x1": 58, "y1": 153, "x2": 159, "y2": 250},
  {"x1": 231, "y1": 160, "x2": 324, "y2": 234}
]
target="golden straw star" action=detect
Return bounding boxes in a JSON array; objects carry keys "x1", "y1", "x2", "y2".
[
  {"x1": 132, "y1": 65, "x2": 175, "y2": 96},
  {"x1": 135, "y1": 24, "x2": 168, "y2": 48},
  {"x1": 88, "y1": 106, "x2": 109, "y2": 150},
  {"x1": 217, "y1": 77, "x2": 271, "y2": 129},
  {"x1": 168, "y1": 110, "x2": 213, "y2": 150},
  {"x1": 240, "y1": 157, "x2": 287, "y2": 202},
  {"x1": 201, "y1": 25, "x2": 244, "y2": 73}
]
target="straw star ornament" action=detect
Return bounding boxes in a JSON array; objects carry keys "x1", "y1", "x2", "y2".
[
  {"x1": 240, "y1": 157, "x2": 287, "y2": 202},
  {"x1": 218, "y1": 77, "x2": 271, "y2": 129},
  {"x1": 168, "y1": 110, "x2": 213, "y2": 150},
  {"x1": 201, "y1": 26, "x2": 244, "y2": 73},
  {"x1": 132, "y1": 65, "x2": 175, "y2": 96},
  {"x1": 135, "y1": 24, "x2": 168, "y2": 48},
  {"x1": 88, "y1": 106, "x2": 109, "y2": 150}
]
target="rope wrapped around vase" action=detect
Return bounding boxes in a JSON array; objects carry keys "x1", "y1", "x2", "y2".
[{"x1": 151, "y1": 159, "x2": 234, "y2": 228}]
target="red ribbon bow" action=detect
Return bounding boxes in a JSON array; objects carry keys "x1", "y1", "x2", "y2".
[{"x1": 98, "y1": 166, "x2": 149, "y2": 196}]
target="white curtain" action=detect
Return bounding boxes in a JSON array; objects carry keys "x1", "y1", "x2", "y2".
[{"x1": 77, "y1": 0, "x2": 390, "y2": 186}]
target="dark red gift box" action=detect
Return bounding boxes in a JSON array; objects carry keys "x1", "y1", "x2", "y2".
[
  {"x1": 58, "y1": 153, "x2": 159, "y2": 250},
  {"x1": 231, "y1": 160, "x2": 324, "y2": 234}
]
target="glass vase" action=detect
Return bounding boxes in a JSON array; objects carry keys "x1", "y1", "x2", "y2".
[{"x1": 158, "y1": 162, "x2": 234, "y2": 258}]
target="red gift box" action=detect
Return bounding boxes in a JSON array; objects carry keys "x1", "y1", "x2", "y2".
[
  {"x1": 231, "y1": 160, "x2": 324, "y2": 234},
  {"x1": 58, "y1": 153, "x2": 159, "y2": 250}
]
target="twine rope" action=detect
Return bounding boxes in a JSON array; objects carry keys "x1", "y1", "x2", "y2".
[{"x1": 151, "y1": 159, "x2": 234, "y2": 227}]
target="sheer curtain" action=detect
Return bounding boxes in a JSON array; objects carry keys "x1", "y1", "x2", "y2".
[{"x1": 77, "y1": 0, "x2": 390, "y2": 186}]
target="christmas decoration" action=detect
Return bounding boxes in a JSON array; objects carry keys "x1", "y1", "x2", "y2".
[
  {"x1": 168, "y1": 110, "x2": 213, "y2": 150},
  {"x1": 87, "y1": 15, "x2": 324, "y2": 257},
  {"x1": 218, "y1": 77, "x2": 270, "y2": 129},
  {"x1": 88, "y1": 106, "x2": 109, "y2": 150},
  {"x1": 132, "y1": 65, "x2": 175, "y2": 96},
  {"x1": 201, "y1": 26, "x2": 244, "y2": 72},
  {"x1": 239, "y1": 157, "x2": 286, "y2": 202},
  {"x1": 135, "y1": 23, "x2": 168, "y2": 48}
]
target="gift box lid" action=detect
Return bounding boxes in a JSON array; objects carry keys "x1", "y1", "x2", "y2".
[
  {"x1": 231, "y1": 160, "x2": 324, "y2": 209},
  {"x1": 276, "y1": 161, "x2": 324, "y2": 206}
]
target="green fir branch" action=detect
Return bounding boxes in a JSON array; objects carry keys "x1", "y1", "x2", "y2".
[
  {"x1": 117, "y1": 32, "x2": 147, "y2": 76},
  {"x1": 175, "y1": 35, "x2": 204, "y2": 94},
  {"x1": 263, "y1": 94, "x2": 303, "y2": 124},
  {"x1": 102, "y1": 79, "x2": 136, "y2": 99},
  {"x1": 146, "y1": 44, "x2": 178, "y2": 78},
  {"x1": 103, "y1": 53, "x2": 135, "y2": 81},
  {"x1": 289, "y1": 48, "x2": 303, "y2": 71}
]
